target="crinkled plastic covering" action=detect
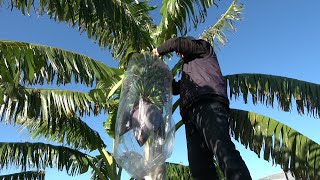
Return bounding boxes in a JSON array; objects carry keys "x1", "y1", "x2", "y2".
[{"x1": 114, "y1": 52, "x2": 175, "y2": 179}]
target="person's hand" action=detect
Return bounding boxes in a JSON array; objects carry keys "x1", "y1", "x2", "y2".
[
  {"x1": 152, "y1": 49, "x2": 159, "y2": 57},
  {"x1": 176, "y1": 52, "x2": 185, "y2": 59}
]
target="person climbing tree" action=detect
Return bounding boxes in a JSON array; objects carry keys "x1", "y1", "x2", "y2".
[{"x1": 152, "y1": 36, "x2": 252, "y2": 180}]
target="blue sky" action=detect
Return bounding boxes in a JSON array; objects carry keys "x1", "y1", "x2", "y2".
[{"x1": 1, "y1": 0, "x2": 320, "y2": 179}]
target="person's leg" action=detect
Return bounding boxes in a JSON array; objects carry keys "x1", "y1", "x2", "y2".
[
  {"x1": 184, "y1": 115, "x2": 219, "y2": 180},
  {"x1": 193, "y1": 101, "x2": 252, "y2": 180}
]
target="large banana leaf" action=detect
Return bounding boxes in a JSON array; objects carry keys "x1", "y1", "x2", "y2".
[
  {"x1": 0, "y1": 87, "x2": 107, "y2": 124},
  {"x1": 200, "y1": 0, "x2": 243, "y2": 48},
  {"x1": 0, "y1": 41, "x2": 122, "y2": 126},
  {"x1": 0, "y1": 41, "x2": 122, "y2": 86},
  {"x1": 2, "y1": 0, "x2": 155, "y2": 59},
  {"x1": 155, "y1": 0, "x2": 216, "y2": 44},
  {"x1": 17, "y1": 116, "x2": 105, "y2": 152},
  {"x1": 229, "y1": 109, "x2": 320, "y2": 179},
  {"x1": 226, "y1": 73, "x2": 320, "y2": 117},
  {"x1": 0, "y1": 171, "x2": 45, "y2": 180},
  {"x1": 1, "y1": 72, "x2": 122, "y2": 125},
  {"x1": 0, "y1": 142, "x2": 93, "y2": 176}
]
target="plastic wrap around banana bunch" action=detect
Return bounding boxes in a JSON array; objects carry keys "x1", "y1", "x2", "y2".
[{"x1": 114, "y1": 52, "x2": 175, "y2": 179}]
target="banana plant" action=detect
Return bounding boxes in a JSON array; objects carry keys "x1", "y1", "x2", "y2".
[{"x1": 0, "y1": 0, "x2": 320, "y2": 179}]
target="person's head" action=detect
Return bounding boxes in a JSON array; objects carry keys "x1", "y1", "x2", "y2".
[{"x1": 185, "y1": 36, "x2": 196, "y2": 41}]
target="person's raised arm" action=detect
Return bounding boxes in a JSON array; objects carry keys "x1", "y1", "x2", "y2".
[{"x1": 153, "y1": 37, "x2": 208, "y2": 57}]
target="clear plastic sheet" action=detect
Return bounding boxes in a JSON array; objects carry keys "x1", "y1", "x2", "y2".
[{"x1": 114, "y1": 52, "x2": 175, "y2": 179}]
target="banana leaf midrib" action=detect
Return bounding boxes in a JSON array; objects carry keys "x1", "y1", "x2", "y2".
[
  {"x1": 1, "y1": 0, "x2": 155, "y2": 59},
  {"x1": 24, "y1": 87, "x2": 92, "y2": 95},
  {"x1": 200, "y1": 1, "x2": 238, "y2": 39},
  {"x1": 0, "y1": 141, "x2": 95, "y2": 159},
  {"x1": 229, "y1": 108, "x2": 320, "y2": 179},
  {"x1": 226, "y1": 73, "x2": 320, "y2": 86}
]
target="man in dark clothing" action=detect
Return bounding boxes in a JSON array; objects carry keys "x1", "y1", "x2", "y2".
[{"x1": 152, "y1": 37, "x2": 252, "y2": 180}]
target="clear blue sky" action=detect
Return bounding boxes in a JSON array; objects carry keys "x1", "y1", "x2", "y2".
[{"x1": 1, "y1": 0, "x2": 320, "y2": 179}]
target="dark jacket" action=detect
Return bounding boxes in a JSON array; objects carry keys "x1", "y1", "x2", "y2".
[{"x1": 157, "y1": 37, "x2": 229, "y2": 115}]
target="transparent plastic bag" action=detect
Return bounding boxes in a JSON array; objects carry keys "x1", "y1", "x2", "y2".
[{"x1": 114, "y1": 52, "x2": 175, "y2": 179}]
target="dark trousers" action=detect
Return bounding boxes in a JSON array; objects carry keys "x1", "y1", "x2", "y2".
[{"x1": 183, "y1": 100, "x2": 252, "y2": 180}]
